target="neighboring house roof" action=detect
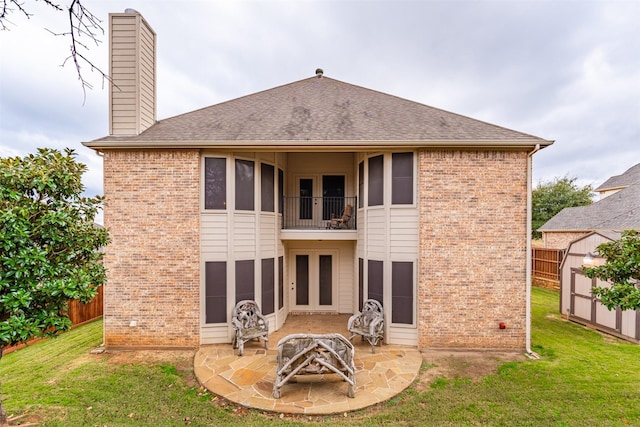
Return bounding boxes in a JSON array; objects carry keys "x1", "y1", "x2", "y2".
[
  {"x1": 595, "y1": 162, "x2": 640, "y2": 192},
  {"x1": 85, "y1": 74, "x2": 552, "y2": 150},
  {"x1": 539, "y1": 183, "x2": 640, "y2": 232}
]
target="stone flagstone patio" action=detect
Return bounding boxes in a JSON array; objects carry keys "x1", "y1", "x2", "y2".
[{"x1": 194, "y1": 314, "x2": 422, "y2": 415}]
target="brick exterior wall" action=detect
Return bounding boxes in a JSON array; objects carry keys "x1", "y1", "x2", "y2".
[
  {"x1": 532, "y1": 276, "x2": 560, "y2": 291},
  {"x1": 418, "y1": 150, "x2": 529, "y2": 349},
  {"x1": 543, "y1": 231, "x2": 587, "y2": 250},
  {"x1": 103, "y1": 150, "x2": 200, "y2": 348}
]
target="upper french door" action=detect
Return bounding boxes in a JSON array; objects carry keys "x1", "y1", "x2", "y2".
[{"x1": 296, "y1": 175, "x2": 345, "y2": 227}]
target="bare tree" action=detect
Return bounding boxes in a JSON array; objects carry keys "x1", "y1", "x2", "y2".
[{"x1": 1, "y1": 0, "x2": 110, "y2": 101}]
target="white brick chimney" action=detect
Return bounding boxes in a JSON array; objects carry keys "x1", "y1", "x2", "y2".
[{"x1": 109, "y1": 10, "x2": 156, "y2": 136}]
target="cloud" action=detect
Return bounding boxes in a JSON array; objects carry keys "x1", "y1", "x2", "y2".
[{"x1": 1, "y1": 0, "x2": 638, "y2": 207}]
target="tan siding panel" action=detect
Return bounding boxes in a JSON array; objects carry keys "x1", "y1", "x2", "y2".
[
  {"x1": 387, "y1": 326, "x2": 418, "y2": 346},
  {"x1": 366, "y1": 209, "x2": 386, "y2": 259},
  {"x1": 111, "y1": 66, "x2": 137, "y2": 74},
  {"x1": 201, "y1": 214, "x2": 229, "y2": 260},
  {"x1": 390, "y1": 208, "x2": 419, "y2": 256},
  {"x1": 200, "y1": 325, "x2": 231, "y2": 344},
  {"x1": 338, "y1": 243, "x2": 354, "y2": 313},
  {"x1": 233, "y1": 214, "x2": 256, "y2": 258},
  {"x1": 111, "y1": 91, "x2": 136, "y2": 100},
  {"x1": 260, "y1": 214, "x2": 277, "y2": 256}
]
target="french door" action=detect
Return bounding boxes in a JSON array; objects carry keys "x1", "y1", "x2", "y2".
[
  {"x1": 296, "y1": 175, "x2": 345, "y2": 227},
  {"x1": 291, "y1": 251, "x2": 337, "y2": 311}
]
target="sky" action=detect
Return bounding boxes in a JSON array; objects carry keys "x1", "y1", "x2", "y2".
[{"x1": 1, "y1": 0, "x2": 639, "y2": 221}]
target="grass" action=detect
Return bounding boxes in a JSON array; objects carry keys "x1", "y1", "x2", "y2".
[{"x1": 1, "y1": 287, "x2": 640, "y2": 426}]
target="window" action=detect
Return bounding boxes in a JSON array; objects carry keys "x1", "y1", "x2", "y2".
[
  {"x1": 299, "y1": 179, "x2": 313, "y2": 220},
  {"x1": 262, "y1": 258, "x2": 275, "y2": 315},
  {"x1": 204, "y1": 158, "x2": 226, "y2": 209},
  {"x1": 235, "y1": 159, "x2": 254, "y2": 211},
  {"x1": 322, "y1": 175, "x2": 345, "y2": 220},
  {"x1": 368, "y1": 155, "x2": 383, "y2": 206},
  {"x1": 358, "y1": 258, "x2": 364, "y2": 310},
  {"x1": 278, "y1": 256, "x2": 284, "y2": 309},
  {"x1": 278, "y1": 169, "x2": 284, "y2": 214},
  {"x1": 296, "y1": 255, "x2": 309, "y2": 305},
  {"x1": 392, "y1": 261, "x2": 413, "y2": 324},
  {"x1": 368, "y1": 260, "x2": 384, "y2": 304},
  {"x1": 205, "y1": 262, "x2": 226, "y2": 323},
  {"x1": 358, "y1": 161, "x2": 364, "y2": 208},
  {"x1": 392, "y1": 152, "x2": 413, "y2": 204},
  {"x1": 261, "y1": 163, "x2": 274, "y2": 212},
  {"x1": 319, "y1": 255, "x2": 333, "y2": 306},
  {"x1": 235, "y1": 260, "x2": 255, "y2": 302}
]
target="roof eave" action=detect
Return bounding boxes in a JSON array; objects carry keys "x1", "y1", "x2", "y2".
[{"x1": 82, "y1": 138, "x2": 554, "y2": 152}]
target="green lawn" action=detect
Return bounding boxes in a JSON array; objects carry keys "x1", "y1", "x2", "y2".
[{"x1": 1, "y1": 287, "x2": 639, "y2": 426}]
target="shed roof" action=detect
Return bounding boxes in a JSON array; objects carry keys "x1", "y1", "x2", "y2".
[{"x1": 85, "y1": 74, "x2": 552, "y2": 150}]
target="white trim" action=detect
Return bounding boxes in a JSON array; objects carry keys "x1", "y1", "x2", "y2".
[
  {"x1": 526, "y1": 144, "x2": 541, "y2": 358},
  {"x1": 85, "y1": 139, "x2": 553, "y2": 151}
]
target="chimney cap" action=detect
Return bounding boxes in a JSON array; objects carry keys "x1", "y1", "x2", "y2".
[{"x1": 315, "y1": 68, "x2": 324, "y2": 78}]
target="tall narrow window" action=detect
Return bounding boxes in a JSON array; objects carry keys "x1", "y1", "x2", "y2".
[
  {"x1": 262, "y1": 258, "x2": 275, "y2": 315},
  {"x1": 235, "y1": 159, "x2": 254, "y2": 211},
  {"x1": 235, "y1": 260, "x2": 255, "y2": 302},
  {"x1": 204, "y1": 158, "x2": 226, "y2": 209},
  {"x1": 358, "y1": 258, "x2": 364, "y2": 310},
  {"x1": 296, "y1": 255, "x2": 309, "y2": 305},
  {"x1": 368, "y1": 260, "x2": 384, "y2": 304},
  {"x1": 322, "y1": 175, "x2": 345, "y2": 220},
  {"x1": 205, "y1": 262, "x2": 227, "y2": 323},
  {"x1": 368, "y1": 155, "x2": 383, "y2": 206},
  {"x1": 319, "y1": 255, "x2": 332, "y2": 306},
  {"x1": 392, "y1": 152, "x2": 413, "y2": 204},
  {"x1": 278, "y1": 169, "x2": 284, "y2": 214},
  {"x1": 392, "y1": 261, "x2": 413, "y2": 324},
  {"x1": 358, "y1": 161, "x2": 364, "y2": 208},
  {"x1": 261, "y1": 163, "x2": 274, "y2": 212},
  {"x1": 278, "y1": 256, "x2": 284, "y2": 309},
  {"x1": 299, "y1": 179, "x2": 313, "y2": 220}
]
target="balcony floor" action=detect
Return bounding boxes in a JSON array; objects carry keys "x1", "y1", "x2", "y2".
[{"x1": 279, "y1": 229, "x2": 357, "y2": 241}]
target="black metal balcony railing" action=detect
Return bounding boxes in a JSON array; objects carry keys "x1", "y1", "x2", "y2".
[{"x1": 282, "y1": 196, "x2": 357, "y2": 230}]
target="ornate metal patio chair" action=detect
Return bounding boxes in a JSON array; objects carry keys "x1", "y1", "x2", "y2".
[
  {"x1": 329, "y1": 204, "x2": 353, "y2": 229},
  {"x1": 347, "y1": 299, "x2": 384, "y2": 353},
  {"x1": 231, "y1": 300, "x2": 269, "y2": 356},
  {"x1": 273, "y1": 333, "x2": 356, "y2": 399}
]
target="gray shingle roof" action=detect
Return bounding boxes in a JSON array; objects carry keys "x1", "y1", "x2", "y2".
[
  {"x1": 539, "y1": 183, "x2": 640, "y2": 232},
  {"x1": 595, "y1": 163, "x2": 640, "y2": 192},
  {"x1": 85, "y1": 75, "x2": 552, "y2": 149}
]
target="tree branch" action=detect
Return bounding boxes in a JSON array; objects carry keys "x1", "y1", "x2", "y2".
[
  {"x1": 2, "y1": 0, "x2": 113, "y2": 102},
  {"x1": 59, "y1": 0, "x2": 110, "y2": 102}
]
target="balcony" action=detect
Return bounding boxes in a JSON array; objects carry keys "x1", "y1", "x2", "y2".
[{"x1": 280, "y1": 196, "x2": 357, "y2": 240}]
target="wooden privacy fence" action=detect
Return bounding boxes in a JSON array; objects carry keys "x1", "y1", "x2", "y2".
[
  {"x1": 67, "y1": 285, "x2": 104, "y2": 325},
  {"x1": 2, "y1": 286, "x2": 103, "y2": 355},
  {"x1": 532, "y1": 248, "x2": 564, "y2": 281}
]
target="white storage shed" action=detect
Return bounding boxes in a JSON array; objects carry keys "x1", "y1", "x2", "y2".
[{"x1": 560, "y1": 231, "x2": 639, "y2": 344}]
